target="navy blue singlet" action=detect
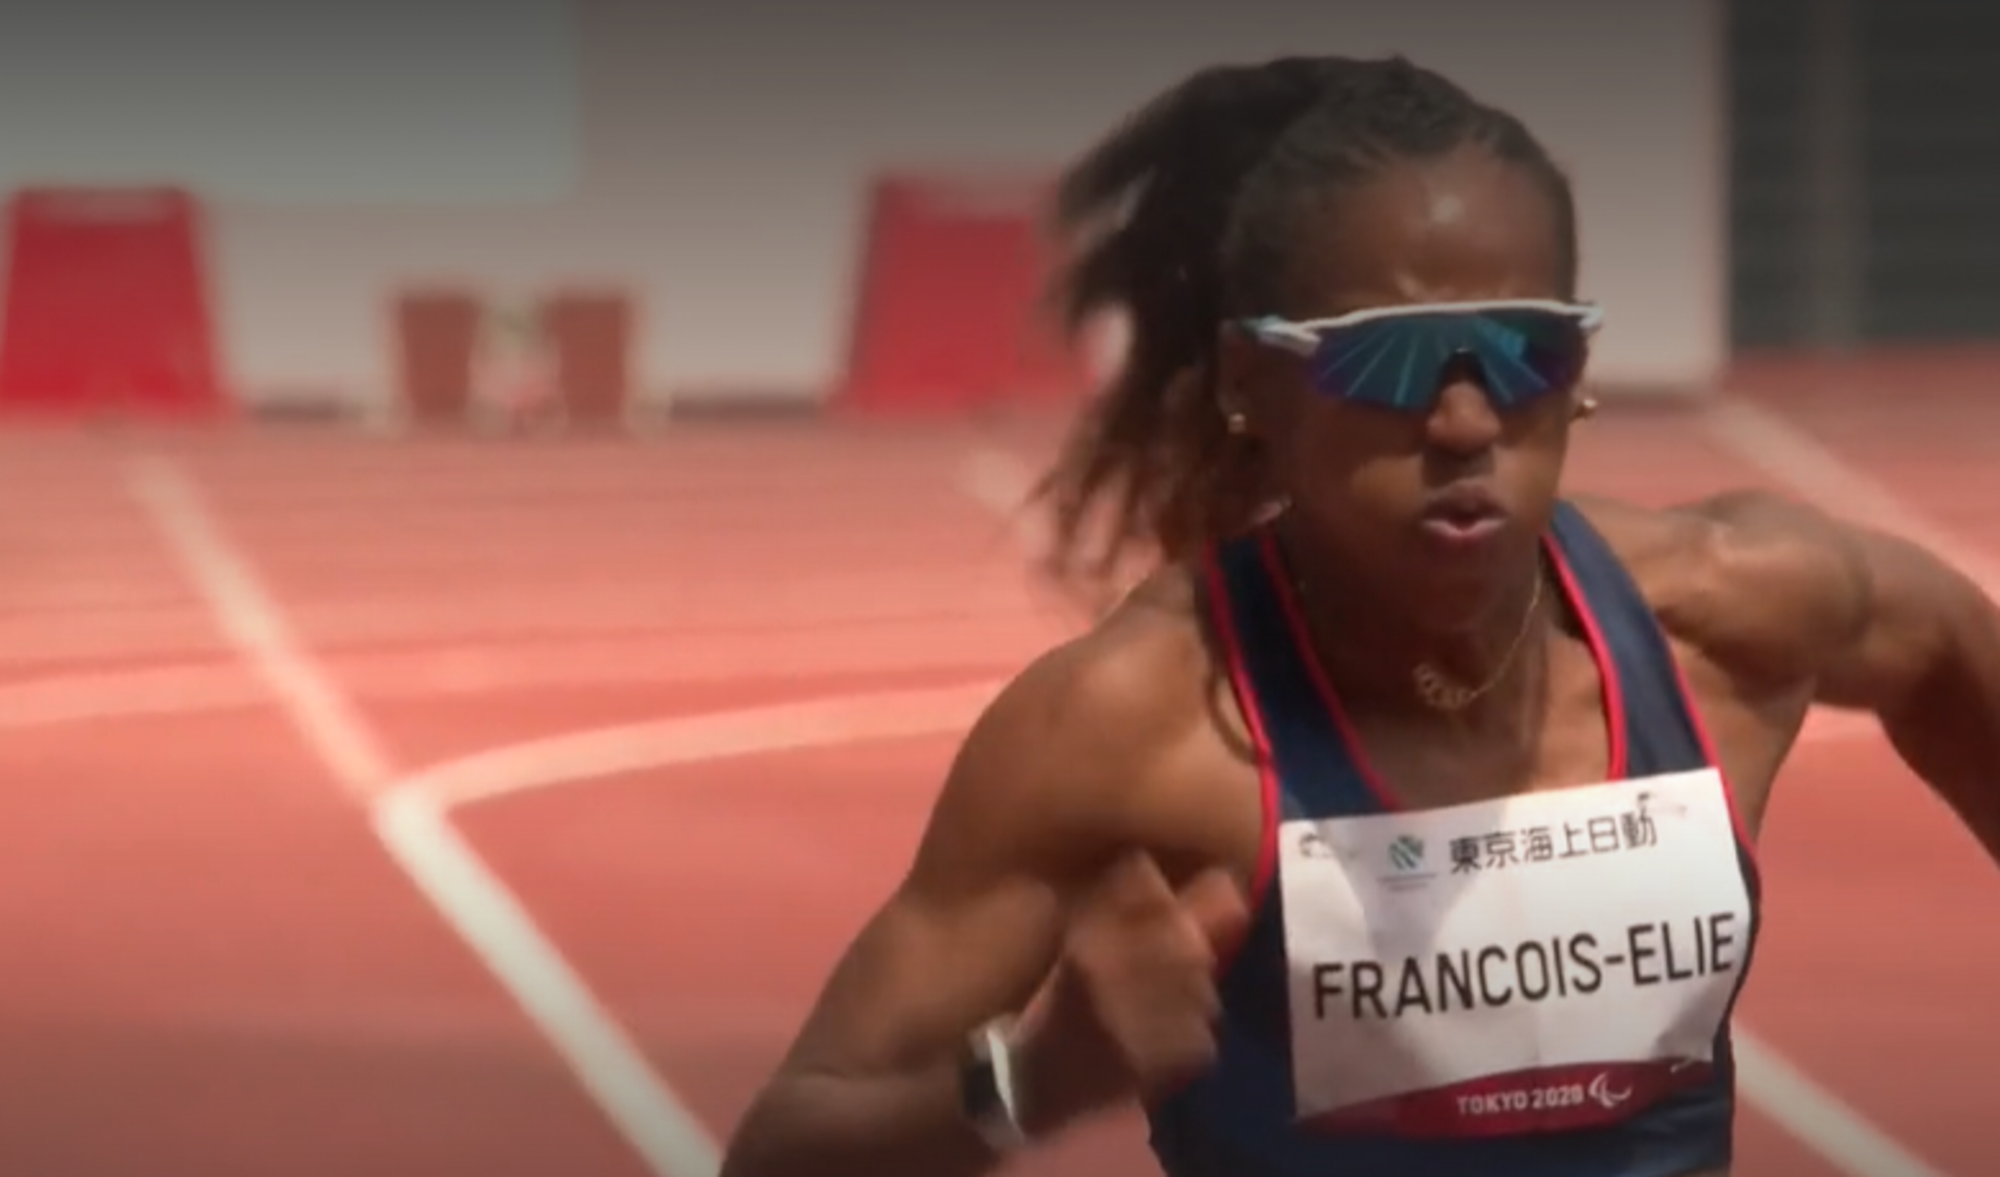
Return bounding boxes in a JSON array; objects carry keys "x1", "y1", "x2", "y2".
[{"x1": 1146, "y1": 500, "x2": 1763, "y2": 1177}]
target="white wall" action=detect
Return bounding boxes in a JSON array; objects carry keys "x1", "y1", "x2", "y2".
[
  {"x1": 31, "y1": 0, "x2": 1726, "y2": 404},
  {"x1": 628, "y1": 0, "x2": 1727, "y2": 400},
  {"x1": 0, "y1": 1, "x2": 580, "y2": 203}
]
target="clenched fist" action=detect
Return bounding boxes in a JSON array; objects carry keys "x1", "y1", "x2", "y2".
[{"x1": 1013, "y1": 852, "x2": 1252, "y2": 1132}]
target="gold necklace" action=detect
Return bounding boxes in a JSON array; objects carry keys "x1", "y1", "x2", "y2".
[
  {"x1": 1410, "y1": 561, "x2": 1547, "y2": 713},
  {"x1": 1284, "y1": 540, "x2": 1549, "y2": 714}
]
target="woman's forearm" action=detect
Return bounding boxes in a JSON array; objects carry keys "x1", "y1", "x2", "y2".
[
  {"x1": 718, "y1": 1056, "x2": 1010, "y2": 1177},
  {"x1": 720, "y1": 1014, "x2": 1098, "y2": 1177}
]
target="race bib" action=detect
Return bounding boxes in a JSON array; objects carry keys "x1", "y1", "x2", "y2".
[{"x1": 1278, "y1": 769, "x2": 1752, "y2": 1137}]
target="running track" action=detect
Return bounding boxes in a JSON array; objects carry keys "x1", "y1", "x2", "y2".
[{"x1": 0, "y1": 389, "x2": 1993, "y2": 1176}]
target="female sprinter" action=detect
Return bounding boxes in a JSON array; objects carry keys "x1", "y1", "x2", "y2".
[{"x1": 718, "y1": 54, "x2": 2000, "y2": 1177}]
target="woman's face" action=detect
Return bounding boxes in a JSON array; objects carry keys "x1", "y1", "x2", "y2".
[{"x1": 1219, "y1": 146, "x2": 1585, "y2": 634}]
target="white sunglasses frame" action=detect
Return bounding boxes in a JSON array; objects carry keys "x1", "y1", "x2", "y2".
[{"x1": 1238, "y1": 298, "x2": 1606, "y2": 357}]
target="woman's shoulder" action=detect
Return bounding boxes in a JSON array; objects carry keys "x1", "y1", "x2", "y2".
[
  {"x1": 1009, "y1": 562, "x2": 1216, "y2": 761},
  {"x1": 941, "y1": 562, "x2": 1238, "y2": 861},
  {"x1": 1565, "y1": 489, "x2": 1869, "y2": 692}
]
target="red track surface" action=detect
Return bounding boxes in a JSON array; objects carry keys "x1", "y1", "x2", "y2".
[{"x1": 0, "y1": 398, "x2": 1992, "y2": 1176}]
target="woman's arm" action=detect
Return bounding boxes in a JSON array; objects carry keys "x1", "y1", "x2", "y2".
[
  {"x1": 1670, "y1": 490, "x2": 2000, "y2": 859},
  {"x1": 719, "y1": 629, "x2": 1191, "y2": 1177}
]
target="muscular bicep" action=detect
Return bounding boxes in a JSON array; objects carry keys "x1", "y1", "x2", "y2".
[
  {"x1": 1805, "y1": 526, "x2": 1973, "y2": 711},
  {"x1": 1672, "y1": 490, "x2": 1978, "y2": 713},
  {"x1": 775, "y1": 640, "x2": 1157, "y2": 1081},
  {"x1": 779, "y1": 859, "x2": 1064, "y2": 1080}
]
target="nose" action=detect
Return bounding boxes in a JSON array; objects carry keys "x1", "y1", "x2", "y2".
[{"x1": 1422, "y1": 357, "x2": 1502, "y2": 456}]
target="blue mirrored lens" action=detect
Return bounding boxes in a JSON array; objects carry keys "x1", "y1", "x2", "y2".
[{"x1": 1309, "y1": 310, "x2": 1587, "y2": 410}]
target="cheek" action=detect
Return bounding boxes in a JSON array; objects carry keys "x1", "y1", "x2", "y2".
[
  {"x1": 1512, "y1": 400, "x2": 1576, "y2": 464},
  {"x1": 1271, "y1": 402, "x2": 1415, "y2": 505},
  {"x1": 1496, "y1": 405, "x2": 1575, "y2": 500}
]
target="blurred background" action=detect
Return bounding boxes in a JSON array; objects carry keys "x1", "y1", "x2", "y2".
[{"x1": 1, "y1": 0, "x2": 1995, "y2": 1175}]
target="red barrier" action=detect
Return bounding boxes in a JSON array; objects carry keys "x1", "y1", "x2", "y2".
[
  {"x1": 0, "y1": 187, "x2": 225, "y2": 419},
  {"x1": 395, "y1": 289, "x2": 483, "y2": 423},
  {"x1": 835, "y1": 172, "x2": 1090, "y2": 415},
  {"x1": 540, "y1": 288, "x2": 632, "y2": 424}
]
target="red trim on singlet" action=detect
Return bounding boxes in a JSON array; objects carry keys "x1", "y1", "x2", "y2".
[
  {"x1": 1200, "y1": 551, "x2": 1281, "y2": 979},
  {"x1": 1255, "y1": 533, "x2": 1407, "y2": 809},
  {"x1": 1259, "y1": 531, "x2": 1631, "y2": 810},
  {"x1": 1547, "y1": 538, "x2": 1761, "y2": 870},
  {"x1": 1202, "y1": 522, "x2": 1759, "y2": 967},
  {"x1": 1541, "y1": 537, "x2": 1632, "y2": 783},
  {"x1": 1667, "y1": 647, "x2": 1763, "y2": 873}
]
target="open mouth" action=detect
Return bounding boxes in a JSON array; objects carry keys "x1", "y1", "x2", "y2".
[{"x1": 1418, "y1": 487, "x2": 1508, "y2": 545}]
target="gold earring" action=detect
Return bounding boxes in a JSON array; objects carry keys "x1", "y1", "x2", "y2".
[{"x1": 1575, "y1": 396, "x2": 1599, "y2": 421}]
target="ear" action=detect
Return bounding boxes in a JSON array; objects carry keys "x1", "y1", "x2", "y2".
[
  {"x1": 1214, "y1": 321, "x2": 1267, "y2": 430},
  {"x1": 1214, "y1": 320, "x2": 1252, "y2": 388}
]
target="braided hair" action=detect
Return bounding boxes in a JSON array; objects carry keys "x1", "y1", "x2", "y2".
[{"x1": 1031, "y1": 55, "x2": 1577, "y2": 599}]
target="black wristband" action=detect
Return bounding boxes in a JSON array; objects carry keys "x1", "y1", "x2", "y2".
[{"x1": 958, "y1": 1022, "x2": 1029, "y2": 1154}]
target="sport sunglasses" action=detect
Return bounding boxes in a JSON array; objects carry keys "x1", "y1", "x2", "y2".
[{"x1": 1237, "y1": 299, "x2": 1604, "y2": 412}]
